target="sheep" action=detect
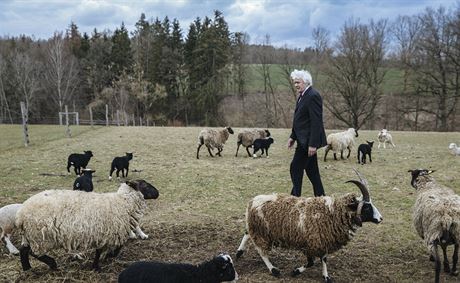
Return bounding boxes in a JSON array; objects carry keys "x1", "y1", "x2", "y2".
[
  {"x1": 252, "y1": 137, "x2": 274, "y2": 158},
  {"x1": 109, "y1": 152, "x2": 133, "y2": 180},
  {"x1": 0, "y1": 203, "x2": 22, "y2": 255},
  {"x1": 357, "y1": 140, "x2": 374, "y2": 165},
  {"x1": 118, "y1": 253, "x2": 238, "y2": 283},
  {"x1": 67, "y1": 150, "x2": 93, "y2": 175},
  {"x1": 197, "y1": 127, "x2": 234, "y2": 159},
  {"x1": 448, "y1": 143, "x2": 460, "y2": 156},
  {"x1": 73, "y1": 169, "x2": 95, "y2": 192},
  {"x1": 235, "y1": 129, "x2": 271, "y2": 157},
  {"x1": 408, "y1": 169, "x2": 460, "y2": 283},
  {"x1": 323, "y1": 128, "x2": 359, "y2": 161},
  {"x1": 16, "y1": 179, "x2": 159, "y2": 271},
  {"x1": 377, "y1": 129, "x2": 395, "y2": 149},
  {"x1": 236, "y1": 169, "x2": 382, "y2": 282}
]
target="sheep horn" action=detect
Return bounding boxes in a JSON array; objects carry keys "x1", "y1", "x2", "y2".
[
  {"x1": 352, "y1": 168, "x2": 369, "y2": 188},
  {"x1": 346, "y1": 180, "x2": 370, "y2": 202}
]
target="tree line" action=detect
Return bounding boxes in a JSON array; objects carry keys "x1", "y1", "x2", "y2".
[{"x1": 0, "y1": 6, "x2": 459, "y2": 131}]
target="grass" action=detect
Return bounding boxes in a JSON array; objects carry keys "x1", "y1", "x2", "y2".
[{"x1": 0, "y1": 125, "x2": 459, "y2": 282}]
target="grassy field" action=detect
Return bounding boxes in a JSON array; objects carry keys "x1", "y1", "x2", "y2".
[{"x1": 0, "y1": 125, "x2": 459, "y2": 283}]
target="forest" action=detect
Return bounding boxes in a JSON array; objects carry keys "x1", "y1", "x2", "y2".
[{"x1": 0, "y1": 6, "x2": 459, "y2": 131}]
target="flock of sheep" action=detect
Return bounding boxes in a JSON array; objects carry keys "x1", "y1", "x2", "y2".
[{"x1": 0, "y1": 126, "x2": 458, "y2": 283}]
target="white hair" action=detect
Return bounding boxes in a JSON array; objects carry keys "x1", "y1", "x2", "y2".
[{"x1": 290, "y1": 69, "x2": 313, "y2": 86}]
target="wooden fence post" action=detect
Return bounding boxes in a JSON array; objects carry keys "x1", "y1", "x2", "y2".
[
  {"x1": 132, "y1": 114, "x2": 135, "y2": 126},
  {"x1": 116, "y1": 110, "x2": 120, "y2": 126},
  {"x1": 65, "y1": 105, "x2": 71, "y2": 138},
  {"x1": 20, "y1": 102, "x2": 30, "y2": 147},
  {"x1": 89, "y1": 106, "x2": 93, "y2": 128},
  {"x1": 76, "y1": 112, "x2": 79, "y2": 126},
  {"x1": 139, "y1": 117, "x2": 142, "y2": 126},
  {"x1": 105, "y1": 104, "x2": 109, "y2": 126}
]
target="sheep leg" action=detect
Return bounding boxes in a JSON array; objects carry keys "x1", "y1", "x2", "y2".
[
  {"x1": 452, "y1": 244, "x2": 459, "y2": 276},
  {"x1": 135, "y1": 225, "x2": 148, "y2": 239},
  {"x1": 369, "y1": 153, "x2": 372, "y2": 163},
  {"x1": 339, "y1": 150, "x2": 343, "y2": 160},
  {"x1": 235, "y1": 144, "x2": 240, "y2": 157},
  {"x1": 197, "y1": 144, "x2": 203, "y2": 159},
  {"x1": 206, "y1": 145, "x2": 214, "y2": 157},
  {"x1": 431, "y1": 244, "x2": 442, "y2": 283},
  {"x1": 254, "y1": 245, "x2": 280, "y2": 277},
  {"x1": 2, "y1": 234, "x2": 19, "y2": 255},
  {"x1": 266, "y1": 148, "x2": 269, "y2": 158},
  {"x1": 19, "y1": 246, "x2": 32, "y2": 271},
  {"x1": 323, "y1": 146, "x2": 330, "y2": 162},
  {"x1": 253, "y1": 147, "x2": 258, "y2": 158},
  {"x1": 346, "y1": 146, "x2": 351, "y2": 159},
  {"x1": 125, "y1": 166, "x2": 129, "y2": 177},
  {"x1": 92, "y1": 248, "x2": 102, "y2": 271},
  {"x1": 116, "y1": 169, "x2": 121, "y2": 178},
  {"x1": 246, "y1": 146, "x2": 252, "y2": 157},
  {"x1": 321, "y1": 256, "x2": 333, "y2": 283},
  {"x1": 74, "y1": 166, "x2": 79, "y2": 176},
  {"x1": 31, "y1": 254, "x2": 58, "y2": 270},
  {"x1": 441, "y1": 244, "x2": 450, "y2": 273},
  {"x1": 291, "y1": 256, "x2": 315, "y2": 277},
  {"x1": 217, "y1": 147, "x2": 222, "y2": 157},
  {"x1": 236, "y1": 232, "x2": 250, "y2": 259}
]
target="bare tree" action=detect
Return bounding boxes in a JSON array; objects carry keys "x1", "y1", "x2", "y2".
[
  {"x1": 0, "y1": 54, "x2": 13, "y2": 123},
  {"x1": 44, "y1": 32, "x2": 80, "y2": 112},
  {"x1": 324, "y1": 19, "x2": 388, "y2": 130}
]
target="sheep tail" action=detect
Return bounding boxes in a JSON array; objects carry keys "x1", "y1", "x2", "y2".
[{"x1": 440, "y1": 216, "x2": 454, "y2": 244}]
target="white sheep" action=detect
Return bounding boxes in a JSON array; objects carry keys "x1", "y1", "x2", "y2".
[
  {"x1": 409, "y1": 169, "x2": 460, "y2": 282},
  {"x1": 448, "y1": 143, "x2": 460, "y2": 156},
  {"x1": 323, "y1": 128, "x2": 358, "y2": 161},
  {"x1": 235, "y1": 129, "x2": 271, "y2": 157},
  {"x1": 0, "y1": 203, "x2": 22, "y2": 255},
  {"x1": 197, "y1": 127, "x2": 234, "y2": 159},
  {"x1": 16, "y1": 179, "x2": 159, "y2": 271},
  {"x1": 236, "y1": 169, "x2": 382, "y2": 283},
  {"x1": 377, "y1": 129, "x2": 395, "y2": 149}
]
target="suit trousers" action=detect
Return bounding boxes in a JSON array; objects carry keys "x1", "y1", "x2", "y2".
[{"x1": 290, "y1": 145, "x2": 325, "y2": 197}]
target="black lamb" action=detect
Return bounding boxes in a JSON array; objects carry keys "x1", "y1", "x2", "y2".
[
  {"x1": 109, "y1": 152, "x2": 133, "y2": 180},
  {"x1": 67, "y1": 150, "x2": 93, "y2": 176},
  {"x1": 118, "y1": 253, "x2": 238, "y2": 283},
  {"x1": 357, "y1": 140, "x2": 374, "y2": 164},
  {"x1": 73, "y1": 169, "x2": 95, "y2": 192},
  {"x1": 253, "y1": 137, "x2": 274, "y2": 158}
]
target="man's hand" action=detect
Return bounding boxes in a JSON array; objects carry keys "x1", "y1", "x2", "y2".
[
  {"x1": 308, "y1": 146, "x2": 317, "y2": 157},
  {"x1": 287, "y1": 138, "x2": 295, "y2": 149}
]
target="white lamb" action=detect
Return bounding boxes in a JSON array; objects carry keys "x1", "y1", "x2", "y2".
[
  {"x1": 377, "y1": 129, "x2": 395, "y2": 149},
  {"x1": 448, "y1": 143, "x2": 460, "y2": 156},
  {"x1": 0, "y1": 203, "x2": 22, "y2": 255},
  {"x1": 323, "y1": 128, "x2": 358, "y2": 161}
]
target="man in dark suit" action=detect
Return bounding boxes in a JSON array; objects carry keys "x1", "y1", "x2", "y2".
[{"x1": 288, "y1": 69, "x2": 327, "y2": 197}]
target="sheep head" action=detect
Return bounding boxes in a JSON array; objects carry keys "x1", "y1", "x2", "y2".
[
  {"x1": 345, "y1": 169, "x2": 382, "y2": 225},
  {"x1": 84, "y1": 150, "x2": 93, "y2": 157},
  {"x1": 408, "y1": 169, "x2": 435, "y2": 189},
  {"x1": 126, "y1": 179, "x2": 159, "y2": 199},
  {"x1": 226, "y1": 127, "x2": 234, "y2": 134}
]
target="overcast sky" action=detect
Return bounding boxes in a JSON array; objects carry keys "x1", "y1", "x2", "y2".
[{"x1": 0, "y1": 0, "x2": 458, "y2": 48}]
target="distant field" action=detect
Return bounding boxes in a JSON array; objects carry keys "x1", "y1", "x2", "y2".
[{"x1": 0, "y1": 125, "x2": 459, "y2": 282}]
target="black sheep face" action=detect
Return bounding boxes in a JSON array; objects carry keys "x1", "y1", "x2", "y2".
[
  {"x1": 366, "y1": 140, "x2": 374, "y2": 148},
  {"x1": 408, "y1": 169, "x2": 435, "y2": 189},
  {"x1": 213, "y1": 253, "x2": 238, "y2": 282},
  {"x1": 226, "y1": 127, "x2": 234, "y2": 134},
  {"x1": 126, "y1": 152, "x2": 133, "y2": 160},
  {"x1": 126, "y1": 179, "x2": 159, "y2": 199},
  {"x1": 265, "y1": 129, "x2": 271, "y2": 137},
  {"x1": 85, "y1": 150, "x2": 94, "y2": 157},
  {"x1": 81, "y1": 169, "x2": 95, "y2": 176}
]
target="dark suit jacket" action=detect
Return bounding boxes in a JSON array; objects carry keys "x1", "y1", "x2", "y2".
[{"x1": 290, "y1": 86, "x2": 327, "y2": 150}]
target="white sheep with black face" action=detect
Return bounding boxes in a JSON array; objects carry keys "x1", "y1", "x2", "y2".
[
  {"x1": 448, "y1": 143, "x2": 460, "y2": 156},
  {"x1": 324, "y1": 128, "x2": 359, "y2": 161},
  {"x1": 377, "y1": 129, "x2": 395, "y2": 149},
  {"x1": 408, "y1": 169, "x2": 460, "y2": 283},
  {"x1": 236, "y1": 169, "x2": 382, "y2": 283},
  {"x1": 197, "y1": 127, "x2": 234, "y2": 159}
]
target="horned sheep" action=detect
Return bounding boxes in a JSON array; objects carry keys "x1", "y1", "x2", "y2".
[
  {"x1": 16, "y1": 179, "x2": 159, "y2": 271},
  {"x1": 236, "y1": 169, "x2": 382, "y2": 283},
  {"x1": 377, "y1": 129, "x2": 395, "y2": 149},
  {"x1": 235, "y1": 129, "x2": 271, "y2": 157},
  {"x1": 118, "y1": 253, "x2": 238, "y2": 283},
  {"x1": 197, "y1": 127, "x2": 234, "y2": 159},
  {"x1": 0, "y1": 203, "x2": 22, "y2": 255},
  {"x1": 408, "y1": 169, "x2": 460, "y2": 283},
  {"x1": 324, "y1": 128, "x2": 358, "y2": 161}
]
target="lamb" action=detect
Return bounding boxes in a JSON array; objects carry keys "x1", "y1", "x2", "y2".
[
  {"x1": 324, "y1": 128, "x2": 358, "y2": 161},
  {"x1": 73, "y1": 169, "x2": 95, "y2": 192},
  {"x1": 16, "y1": 179, "x2": 159, "y2": 271},
  {"x1": 118, "y1": 253, "x2": 238, "y2": 283},
  {"x1": 0, "y1": 203, "x2": 22, "y2": 255},
  {"x1": 67, "y1": 150, "x2": 93, "y2": 175},
  {"x1": 408, "y1": 169, "x2": 460, "y2": 283},
  {"x1": 252, "y1": 137, "x2": 274, "y2": 158},
  {"x1": 236, "y1": 169, "x2": 382, "y2": 282},
  {"x1": 377, "y1": 129, "x2": 395, "y2": 149},
  {"x1": 448, "y1": 143, "x2": 460, "y2": 156},
  {"x1": 357, "y1": 140, "x2": 374, "y2": 165},
  {"x1": 109, "y1": 152, "x2": 133, "y2": 180},
  {"x1": 197, "y1": 127, "x2": 234, "y2": 159},
  {"x1": 235, "y1": 129, "x2": 271, "y2": 157}
]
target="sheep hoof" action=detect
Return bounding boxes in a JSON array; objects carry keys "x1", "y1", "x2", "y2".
[
  {"x1": 290, "y1": 269, "x2": 301, "y2": 277},
  {"x1": 253, "y1": 154, "x2": 257, "y2": 158},
  {"x1": 324, "y1": 275, "x2": 334, "y2": 283},
  {"x1": 139, "y1": 234, "x2": 148, "y2": 240},
  {"x1": 236, "y1": 250, "x2": 244, "y2": 259},
  {"x1": 270, "y1": 268, "x2": 281, "y2": 277},
  {"x1": 451, "y1": 270, "x2": 459, "y2": 276},
  {"x1": 108, "y1": 176, "x2": 112, "y2": 180}
]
